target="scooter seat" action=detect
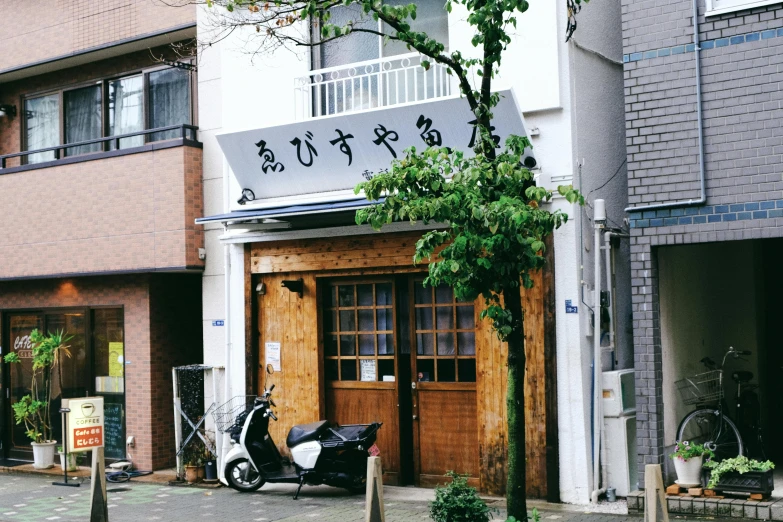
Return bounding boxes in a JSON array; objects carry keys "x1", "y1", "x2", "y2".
[{"x1": 286, "y1": 420, "x2": 329, "y2": 447}]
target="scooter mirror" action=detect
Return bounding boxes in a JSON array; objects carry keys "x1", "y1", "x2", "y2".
[{"x1": 266, "y1": 364, "x2": 274, "y2": 375}]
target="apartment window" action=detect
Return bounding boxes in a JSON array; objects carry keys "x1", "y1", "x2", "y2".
[
  {"x1": 315, "y1": 0, "x2": 449, "y2": 68},
  {"x1": 705, "y1": 0, "x2": 780, "y2": 15},
  {"x1": 23, "y1": 64, "x2": 193, "y2": 164},
  {"x1": 305, "y1": 0, "x2": 450, "y2": 117}
]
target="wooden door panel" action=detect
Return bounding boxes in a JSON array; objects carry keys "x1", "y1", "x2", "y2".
[
  {"x1": 325, "y1": 386, "x2": 400, "y2": 482},
  {"x1": 417, "y1": 388, "x2": 478, "y2": 486}
]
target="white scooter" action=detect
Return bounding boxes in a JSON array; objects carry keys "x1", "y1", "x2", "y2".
[{"x1": 218, "y1": 366, "x2": 382, "y2": 499}]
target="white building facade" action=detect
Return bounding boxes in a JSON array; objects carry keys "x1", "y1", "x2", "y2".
[{"x1": 196, "y1": 0, "x2": 629, "y2": 504}]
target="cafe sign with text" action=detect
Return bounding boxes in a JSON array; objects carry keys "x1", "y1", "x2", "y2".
[{"x1": 66, "y1": 397, "x2": 104, "y2": 452}]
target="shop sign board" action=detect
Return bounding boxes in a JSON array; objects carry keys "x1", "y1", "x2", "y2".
[
  {"x1": 66, "y1": 397, "x2": 104, "y2": 452},
  {"x1": 217, "y1": 89, "x2": 532, "y2": 203}
]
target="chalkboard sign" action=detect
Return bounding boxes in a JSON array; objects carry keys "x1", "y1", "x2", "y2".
[{"x1": 101, "y1": 398, "x2": 125, "y2": 459}]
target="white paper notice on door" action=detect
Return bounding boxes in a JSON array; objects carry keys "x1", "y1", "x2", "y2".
[
  {"x1": 266, "y1": 342, "x2": 281, "y2": 372},
  {"x1": 360, "y1": 359, "x2": 376, "y2": 382}
]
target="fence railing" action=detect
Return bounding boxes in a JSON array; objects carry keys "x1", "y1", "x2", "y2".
[
  {"x1": 295, "y1": 53, "x2": 453, "y2": 120},
  {"x1": 0, "y1": 124, "x2": 199, "y2": 169}
]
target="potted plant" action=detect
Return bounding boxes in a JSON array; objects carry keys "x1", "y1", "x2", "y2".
[
  {"x1": 57, "y1": 445, "x2": 78, "y2": 472},
  {"x1": 1, "y1": 329, "x2": 71, "y2": 469},
  {"x1": 671, "y1": 440, "x2": 714, "y2": 487},
  {"x1": 703, "y1": 456, "x2": 775, "y2": 495},
  {"x1": 182, "y1": 443, "x2": 205, "y2": 484}
]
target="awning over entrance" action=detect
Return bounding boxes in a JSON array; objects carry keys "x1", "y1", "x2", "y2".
[{"x1": 195, "y1": 197, "x2": 380, "y2": 225}]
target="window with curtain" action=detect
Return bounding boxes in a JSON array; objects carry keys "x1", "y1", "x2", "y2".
[
  {"x1": 22, "y1": 64, "x2": 193, "y2": 163},
  {"x1": 108, "y1": 75, "x2": 144, "y2": 150},
  {"x1": 148, "y1": 68, "x2": 191, "y2": 142},
  {"x1": 24, "y1": 94, "x2": 59, "y2": 164},
  {"x1": 64, "y1": 85, "x2": 102, "y2": 157}
]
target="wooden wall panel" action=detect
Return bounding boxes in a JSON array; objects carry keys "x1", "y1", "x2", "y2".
[
  {"x1": 325, "y1": 386, "x2": 400, "y2": 481},
  {"x1": 257, "y1": 272, "x2": 321, "y2": 455},
  {"x1": 251, "y1": 232, "x2": 557, "y2": 497},
  {"x1": 417, "y1": 389, "x2": 479, "y2": 483},
  {"x1": 250, "y1": 232, "x2": 422, "y2": 273}
]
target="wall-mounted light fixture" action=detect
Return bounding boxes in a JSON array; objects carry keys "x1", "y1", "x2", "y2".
[
  {"x1": 255, "y1": 282, "x2": 266, "y2": 295},
  {"x1": 237, "y1": 188, "x2": 256, "y2": 205},
  {"x1": 281, "y1": 278, "x2": 304, "y2": 298},
  {"x1": 0, "y1": 104, "x2": 17, "y2": 118}
]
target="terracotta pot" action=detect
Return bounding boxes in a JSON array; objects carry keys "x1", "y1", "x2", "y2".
[
  {"x1": 31, "y1": 441, "x2": 57, "y2": 469},
  {"x1": 673, "y1": 454, "x2": 703, "y2": 486},
  {"x1": 185, "y1": 465, "x2": 202, "y2": 484}
]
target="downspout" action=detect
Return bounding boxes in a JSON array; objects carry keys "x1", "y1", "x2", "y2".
[
  {"x1": 623, "y1": 0, "x2": 705, "y2": 213},
  {"x1": 591, "y1": 199, "x2": 606, "y2": 503},
  {"x1": 220, "y1": 159, "x2": 233, "y2": 482}
]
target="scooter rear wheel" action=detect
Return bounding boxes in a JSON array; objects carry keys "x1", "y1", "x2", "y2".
[{"x1": 226, "y1": 459, "x2": 265, "y2": 492}]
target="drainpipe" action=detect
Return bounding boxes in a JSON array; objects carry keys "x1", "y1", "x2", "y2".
[
  {"x1": 624, "y1": 0, "x2": 705, "y2": 213},
  {"x1": 591, "y1": 199, "x2": 607, "y2": 503},
  {"x1": 219, "y1": 159, "x2": 233, "y2": 483}
]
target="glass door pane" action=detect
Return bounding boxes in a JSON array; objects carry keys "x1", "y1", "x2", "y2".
[
  {"x1": 93, "y1": 309, "x2": 125, "y2": 459},
  {"x1": 148, "y1": 68, "x2": 191, "y2": 141},
  {"x1": 7, "y1": 314, "x2": 44, "y2": 449},
  {"x1": 64, "y1": 85, "x2": 102, "y2": 156},
  {"x1": 24, "y1": 94, "x2": 60, "y2": 164},
  {"x1": 45, "y1": 312, "x2": 88, "y2": 448},
  {"x1": 108, "y1": 76, "x2": 144, "y2": 149}
]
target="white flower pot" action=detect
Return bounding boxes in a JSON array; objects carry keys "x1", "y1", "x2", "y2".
[
  {"x1": 31, "y1": 441, "x2": 57, "y2": 469},
  {"x1": 673, "y1": 454, "x2": 703, "y2": 486},
  {"x1": 58, "y1": 452, "x2": 78, "y2": 472}
]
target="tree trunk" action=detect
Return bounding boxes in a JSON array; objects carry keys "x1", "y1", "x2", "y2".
[{"x1": 505, "y1": 284, "x2": 527, "y2": 519}]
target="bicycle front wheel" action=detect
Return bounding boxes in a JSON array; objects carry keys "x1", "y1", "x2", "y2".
[{"x1": 676, "y1": 409, "x2": 743, "y2": 460}]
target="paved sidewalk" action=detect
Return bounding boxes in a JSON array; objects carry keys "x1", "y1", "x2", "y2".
[{"x1": 0, "y1": 472, "x2": 756, "y2": 522}]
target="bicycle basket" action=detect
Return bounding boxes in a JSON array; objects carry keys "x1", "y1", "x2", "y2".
[
  {"x1": 675, "y1": 370, "x2": 722, "y2": 405},
  {"x1": 211, "y1": 395, "x2": 257, "y2": 433}
]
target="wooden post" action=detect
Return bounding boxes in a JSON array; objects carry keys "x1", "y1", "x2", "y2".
[
  {"x1": 644, "y1": 464, "x2": 668, "y2": 522},
  {"x1": 90, "y1": 447, "x2": 109, "y2": 522},
  {"x1": 365, "y1": 456, "x2": 385, "y2": 522}
]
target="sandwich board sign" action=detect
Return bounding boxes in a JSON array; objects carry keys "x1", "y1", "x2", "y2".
[{"x1": 66, "y1": 397, "x2": 104, "y2": 452}]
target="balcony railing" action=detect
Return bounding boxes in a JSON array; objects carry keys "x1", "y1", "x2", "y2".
[
  {"x1": 0, "y1": 124, "x2": 199, "y2": 170},
  {"x1": 295, "y1": 53, "x2": 453, "y2": 120}
]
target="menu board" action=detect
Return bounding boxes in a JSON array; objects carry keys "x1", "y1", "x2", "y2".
[{"x1": 102, "y1": 400, "x2": 125, "y2": 459}]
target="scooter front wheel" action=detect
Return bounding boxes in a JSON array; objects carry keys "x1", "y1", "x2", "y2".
[{"x1": 226, "y1": 459, "x2": 265, "y2": 492}]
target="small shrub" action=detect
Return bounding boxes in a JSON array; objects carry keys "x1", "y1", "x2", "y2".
[
  {"x1": 430, "y1": 471, "x2": 494, "y2": 522},
  {"x1": 506, "y1": 507, "x2": 540, "y2": 522}
]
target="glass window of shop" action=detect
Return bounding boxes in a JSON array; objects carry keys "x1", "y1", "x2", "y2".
[{"x1": 3, "y1": 308, "x2": 125, "y2": 460}]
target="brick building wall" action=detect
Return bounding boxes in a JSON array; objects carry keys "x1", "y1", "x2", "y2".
[
  {"x1": 0, "y1": 0, "x2": 195, "y2": 72},
  {"x1": 0, "y1": 145, "x2": 204, "y2": 279},
  {"x1": 0, "y1": 273, "x2": 202, "y2": 470},
  {"x1": 622, "y1": 0, "x2": 783, "y2": 486}
]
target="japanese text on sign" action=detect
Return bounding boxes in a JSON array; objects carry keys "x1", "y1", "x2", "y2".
[
  {"x1": 66, "y1": 397, "x2": 104, "y2": 452},
  {"x1": 217, "y1": 89, "x2": 532, "y2": 203}
]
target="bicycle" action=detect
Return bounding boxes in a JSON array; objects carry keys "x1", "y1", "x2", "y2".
[{"x1": 675, "y1": 346, "x2": 757, "y2": 461}]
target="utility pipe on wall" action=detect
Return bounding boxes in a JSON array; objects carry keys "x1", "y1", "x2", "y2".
[
  {"x1": 591, "y1": 199, "x2": 607, "y2": 503},
  {"x1": 623, "y1": 0, "x2": 705, "y2": 213}
]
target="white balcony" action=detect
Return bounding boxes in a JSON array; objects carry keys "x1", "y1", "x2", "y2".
[{"x1": 295, "y1": 52, "x2": 453, "y2": 120}]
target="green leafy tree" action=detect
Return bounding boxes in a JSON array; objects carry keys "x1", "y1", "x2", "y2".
[
  {"x1": 198, "y1": 0, "x2": 586, "y2": 515},
  {"x1": 2, "y1": 329, "x2": 71, "y2": 443}
]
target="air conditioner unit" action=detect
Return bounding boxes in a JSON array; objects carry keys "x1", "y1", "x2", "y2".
[
  {"x1": 602, "y1": 369, "x2": 635, "y2": 417},
  {"x1": 604, "y1": 414, "x2": 638, "y2": 497}
]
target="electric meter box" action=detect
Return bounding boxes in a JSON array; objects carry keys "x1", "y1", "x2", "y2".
[{"x1": 602, "y1": 369, "x2": 635, "y2": 417}]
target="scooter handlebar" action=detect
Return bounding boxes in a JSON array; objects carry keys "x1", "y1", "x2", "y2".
[{"x1": 268, "y1": 410, "x2": 278, "y2": 421}]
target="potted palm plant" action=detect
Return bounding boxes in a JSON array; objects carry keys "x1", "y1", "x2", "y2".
[
  {"x1": 1, "y1": 329, "x2": 71, "y2": 469},
  {"x1": 671, "y1": 440, "x2": 714, "y2": 487}
]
